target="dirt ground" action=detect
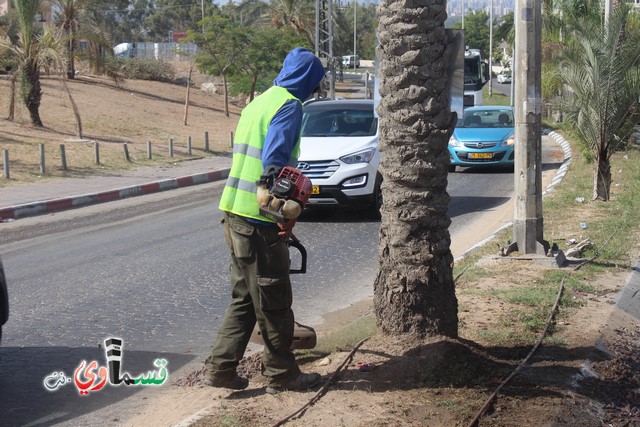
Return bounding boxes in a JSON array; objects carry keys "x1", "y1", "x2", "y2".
[
  {"x1": 137, "y1": 262, "x2": 637, "y2": 427},
  {"x1": 0, "y1": 62, "x2": 241, "y2": 187},
  {"x1": 2, "y1": 67, "x2": 639, "y2": 426}
]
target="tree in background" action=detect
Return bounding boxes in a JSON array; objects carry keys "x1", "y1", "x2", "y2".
[
  {"x1": 494, "y1": 11, "x2": 513, "y2": 63},
  {"x1": 236, "y1": 0, "x2": 316, "y2": 46},
  {"x1": 230, "y1": 26, "x2": 308, "y2": 102},
  {"x1": 188, "y1": 14, "x2": 250, "y2": 117},
  {"x1": 557, "y1": 3, "x2": 640, "y2": 201},
  {"x1": 87, "y1": 0, "x2": 153, "y2": 44},
  {"x1": 0, "y1": 0, "x2": 63, "y2": 127},
  {"x1": 145, "y1": 0, "x2": 208, "y2": 41},
  {"x1": 337, "y1": 2, "x2": 377, "y2": 60},
  {"x1": 451, "y1": 10, "x2": 489, "y2": 58},
  {"x1": 52, "y1": 0, "x2": 90, "y2": 79},
  {"x1": 374, "y1": 0, "x2": 458, "y2": 337}
]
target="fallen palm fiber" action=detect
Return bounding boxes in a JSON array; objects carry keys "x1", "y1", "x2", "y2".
[{"x1": 271, "y1": 337, "x2": 370, "y2": 427}]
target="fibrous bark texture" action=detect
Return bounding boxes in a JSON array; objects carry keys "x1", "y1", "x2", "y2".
[{"x1": 374, "y1": 0, "x2": 458, "y2": 338}]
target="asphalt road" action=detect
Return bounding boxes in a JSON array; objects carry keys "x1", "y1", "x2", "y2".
[{"x1": 0, "y1": 141, "x2": 563, "y2": 426}]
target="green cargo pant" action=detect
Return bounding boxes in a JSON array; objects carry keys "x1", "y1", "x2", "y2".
[{"x1": 205, "y1": 212, "x2": 301, "y2": 385}]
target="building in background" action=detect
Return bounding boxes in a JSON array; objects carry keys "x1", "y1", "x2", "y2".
[{"x1": 0, "y1": 0, "x2": 52, "y2": 27}]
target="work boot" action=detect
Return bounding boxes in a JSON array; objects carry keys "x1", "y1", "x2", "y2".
[
  {"x1": 202, "y1": 375, "x2": 249, "y2": 390},
  {"x1": 265, "y1": 372, "x2": 322, "y2": 394}
]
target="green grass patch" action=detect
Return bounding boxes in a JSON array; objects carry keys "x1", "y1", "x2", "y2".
[
  {"x1": 218, "y1": 415, "x2": 242, "y2": 427},
  {"x1": 298, "y1": 315, "x2": 377, "y2": 359},
  {"x1": 483, "y1": 85, "x2": 512, "y2": 106},
  {"x1": 454, "y1": 265, "x2": 489, "y2": 284},
  {"x1": 543, "y1": 141, "x2": 640, "y2": 266}
]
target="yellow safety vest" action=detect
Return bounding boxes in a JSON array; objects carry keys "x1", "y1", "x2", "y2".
[{"x1": 219, "y1": 86, "x2": 301, "y2": 221}]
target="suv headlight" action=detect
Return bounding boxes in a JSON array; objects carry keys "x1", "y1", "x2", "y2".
[
  {"x1": 340, "y1": 148, "x2": 376, "y2": 164},
  {"x1": 449, "y1": 135, "x2": 461, "y2": 147}
]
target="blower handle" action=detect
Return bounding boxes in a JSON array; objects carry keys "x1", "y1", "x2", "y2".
[{"x1": 288, "y1": 233, "x2": 307, "y2": 274}]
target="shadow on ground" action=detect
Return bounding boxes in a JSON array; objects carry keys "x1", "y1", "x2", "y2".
[{"x1": 0, "y1": 346, "x2": 195, "y2": 427}]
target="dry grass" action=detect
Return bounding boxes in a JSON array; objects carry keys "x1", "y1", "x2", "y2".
[{"x1": 0, "y1": 68, "x2": 242, "y2": 187}]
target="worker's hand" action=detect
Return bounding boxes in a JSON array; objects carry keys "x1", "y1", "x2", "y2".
[
  {"x1": 281, "y1": 199, "x2": 302, "y2": 219},
  {"x1": 256, "y1": 165, "x2": 282, "y2": 189},
  {"x1": 256, "y1": 184, "x2": 271, "y2": 207},
  {"x1": 277, "y1": 221, "x2": 295, "y2": 238}
]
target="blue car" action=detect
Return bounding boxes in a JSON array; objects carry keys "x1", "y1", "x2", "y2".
[{"x1": 448, "y1": 106, "x2": 515, "y2": 172}]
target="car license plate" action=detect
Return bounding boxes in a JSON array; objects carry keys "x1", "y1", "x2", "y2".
[
  {"x1": 469, "y1": 152, "x2": 493, "y2": 159},
  {"x1": 311, "y1": 185, "x2": 320, "y2": 195}
]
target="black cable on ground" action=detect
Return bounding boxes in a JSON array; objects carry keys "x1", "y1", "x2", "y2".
[
  {"x1": 271, "y1": 337, "x2": 370, "y2": 427},
  {"x1": 466, "y1": 277, "x2": 566, "y2": 427}
]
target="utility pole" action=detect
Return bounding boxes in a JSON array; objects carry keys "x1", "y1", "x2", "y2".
[
  {"x1": 353, "y1": 0, "x2": 357, "y2": 70},
  {"x1": 316, "y1": 0, "x2": 335, "y2": 98},
  {"x1": 489, "y1": 0, "x2": 493, "y2": 98},
  {"x1": 511, "y1": 0, "x2": 548, "y2": 255}
]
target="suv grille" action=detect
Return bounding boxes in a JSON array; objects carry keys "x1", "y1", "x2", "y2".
[{"x1": 297, "y1": 160, "x2": 340, "y2": 179}]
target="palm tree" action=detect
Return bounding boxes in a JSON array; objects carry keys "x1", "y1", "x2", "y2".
[
  {"x1": 1, "y1": 0, "x2": 67, "y2": 127},
  {"x1": 374, "y1": 0, "x2": 458, "y2": 337},
  {"x1": 52, "y1": 0, "x2": 86, "y2": 79},
  {"x1": 237, "y1": 0, "x2": 316, "y2": 46},
  {"x1": 557, "y1": 3, "x2": 640, "y2": 201},
  {"x1": 52, "y1": 0, "x2": 116, "y2": 80}
]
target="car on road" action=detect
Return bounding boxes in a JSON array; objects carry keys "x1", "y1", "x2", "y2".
[
  {"x1": 0, "y1": 258, "x2": 8, "y2": 344},
  {"x1": 297, "y1": 98, "x2": 381, "y2": 214},
  {"x1": 448, "y1": 106, "x2": 515, "y2": 172},
  {"x1": 496, "y1": 72, "x2": 512, "y2": 84},
  {"x1": 342, "y1": 55, "x2": 360, "y2": 68}
]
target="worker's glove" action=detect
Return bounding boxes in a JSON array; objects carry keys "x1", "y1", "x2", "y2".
[
  {"x1": 256, "y1": 184, "x2": 271, "y2": 207},
  {"x1": 281, "y1": 199, "x2": 302, "y2": 219},
  {"x1": 256, "y1": 165, "x2": 282, "y2": 207},
  {"x1": 256, "y1": 165, "x2": 282, "y2": 189}
]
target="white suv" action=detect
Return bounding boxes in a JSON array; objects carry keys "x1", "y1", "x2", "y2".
[{"x1": 297, "y1": 99, "x2": 381, "y2": 214}]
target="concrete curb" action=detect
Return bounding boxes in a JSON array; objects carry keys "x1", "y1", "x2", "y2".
[
  {"x1": 454, "y1": 130, "x2": 573, "y2": 262},
  {"x1": 616, "y1": 258, "x2": 640, "y2": 319},
  {"x1": 0, "y1": 168, "x2": 230, "y2": 221}
]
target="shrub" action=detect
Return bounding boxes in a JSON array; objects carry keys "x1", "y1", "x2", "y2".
[{"x1": 116, "y1": 58, "x2": 176, "y2": 82}]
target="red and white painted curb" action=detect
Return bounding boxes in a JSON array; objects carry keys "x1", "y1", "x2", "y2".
[{"x1": 0, "y1": 169, "x2": 230, "y2": 221}]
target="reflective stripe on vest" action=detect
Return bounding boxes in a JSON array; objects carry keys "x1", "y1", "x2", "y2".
[{"x1": 219, "y1": 86, "x2": 301, "y2": 221}]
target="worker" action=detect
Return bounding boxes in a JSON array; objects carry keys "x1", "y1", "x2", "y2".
[{"x1": 204, "y1": 47, "x2": 326, "y2": 393}]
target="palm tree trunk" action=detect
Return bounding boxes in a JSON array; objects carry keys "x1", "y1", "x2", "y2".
[
  {"x1": 593, "y1": 151, "x2": 611, "y2": 201},
  {"x1": 67, "y1": 37, "x2": 76, "y2": 79},
  {"x1": 23, "y1": 59, "x2": 44, "y2": 127},
  {"x1": 374, "y1": 0, "x2": 458, "y2": 338},
  {"x1": 8, "y1": 74, "x2": 16, "y2": 121}
]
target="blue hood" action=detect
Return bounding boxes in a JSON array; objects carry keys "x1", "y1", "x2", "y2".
[
  {"x1": 453, "y1": 127, "x2": 514, "y2": 143},
  {"x1": 273, "y1": 47, "x2": 326, "y2": 101}
]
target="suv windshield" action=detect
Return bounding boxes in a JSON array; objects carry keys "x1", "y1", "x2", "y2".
[{"x1": 302, "y1": 104, "x2": 378, "y2": 137}]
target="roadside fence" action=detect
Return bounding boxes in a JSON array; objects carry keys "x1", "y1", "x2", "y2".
[{"x1": 1, "y1": 131, "x2": 231, "y2": 181}]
